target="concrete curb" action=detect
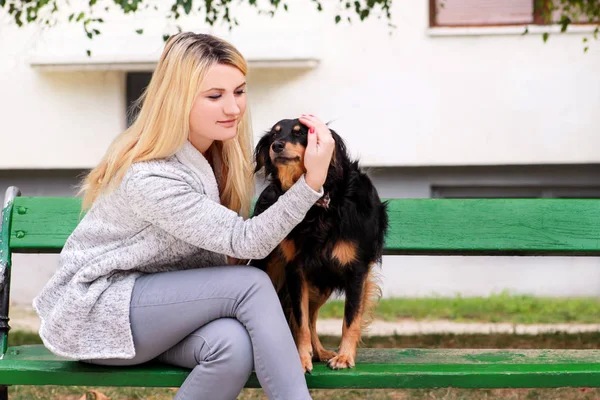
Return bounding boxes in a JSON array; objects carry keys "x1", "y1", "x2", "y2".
[{"x1": 317, "y1": 319, "x2": 600, "y2": 336}]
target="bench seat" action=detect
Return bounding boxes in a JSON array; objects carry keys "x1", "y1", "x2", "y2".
[{"x1": 4, "y1": 345, "x2": 600, "y2": 389}]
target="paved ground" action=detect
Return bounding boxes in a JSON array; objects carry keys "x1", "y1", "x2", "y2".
[{"x1": 10, "y1": 306, "x2": 600, "y2": 336}]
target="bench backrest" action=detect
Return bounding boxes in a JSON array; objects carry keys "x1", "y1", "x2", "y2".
[{"x1": 4, "y1": 196, "x2": 600, "y2": 255}]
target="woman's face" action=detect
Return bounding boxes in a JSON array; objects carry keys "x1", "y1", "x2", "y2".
[{"x1": 189, "y1": 63, "x2": 247, "y2": 154}]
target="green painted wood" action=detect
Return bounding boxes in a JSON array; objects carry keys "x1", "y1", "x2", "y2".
[
  {"x1": 4, "y1": 345, "x2": 600, "y2": 388},
  {"x1": 9, "y1": 197, "x2": 600, "y2": 254},
  {"x1": 9, "y1": 197, "x2": 83, "y2": 251},
  {"x1": 384, "y1": 198, "x2": 600, "y2": 254}
]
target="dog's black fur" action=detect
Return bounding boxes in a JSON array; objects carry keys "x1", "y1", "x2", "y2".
[{"x1": 251, "y1": 118, "x2": 388, "y2": 372}]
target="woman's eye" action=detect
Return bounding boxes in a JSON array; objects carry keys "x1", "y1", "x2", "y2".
[{"x1": 208, "y1": 90, "x2": 244, "y2": 100}]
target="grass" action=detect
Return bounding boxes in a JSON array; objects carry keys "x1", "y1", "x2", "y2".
[
  {"x1": 318, "y1": 292, "x2": 600, "y2": 324},
  {"x1": 9, "y1": 387, "x2": 600, "y2": 400}
]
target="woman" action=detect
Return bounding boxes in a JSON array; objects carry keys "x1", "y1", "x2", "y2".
[{"x1": 33, "y1": 32, "x2": 335, "y2": 400}]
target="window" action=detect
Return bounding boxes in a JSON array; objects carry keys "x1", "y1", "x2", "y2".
[
  {"x1": 125, "y1": 72, "x2": 152, "y2": 128},
  {"x1": 430, "y1": 0, "x2": 594, "y2": 27}
]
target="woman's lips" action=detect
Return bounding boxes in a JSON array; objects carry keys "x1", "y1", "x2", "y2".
[{"x1": 217, "y1": 119, "x2": 236, "y2": 128}]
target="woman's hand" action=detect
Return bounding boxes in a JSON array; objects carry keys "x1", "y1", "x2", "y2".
[{"x1": 299, "y1": 114, "x2": 336, "y2": 192}]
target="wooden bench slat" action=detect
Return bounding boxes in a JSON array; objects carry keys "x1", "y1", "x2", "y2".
[
  {"x1": 385, "y1": 198, "x2": 600, "y2": 254},
  {"x1": 4, "y1": 345, "x2": 600, "y2": 389},
  {"x1": 9, "y1": 197, "x2": 81, "y2": 251},
  {"x1": 9, "y1": 197, "x2": 600, "y2": 254}
]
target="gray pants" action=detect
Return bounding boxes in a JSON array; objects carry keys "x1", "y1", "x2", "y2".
[{"x1": 87, "y1": 266, "x2": 312, "y2": 400}]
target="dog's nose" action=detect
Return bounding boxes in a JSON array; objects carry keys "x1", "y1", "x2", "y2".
[{"x1": 272, "y1": 141, "x2": 285, "y2": 153}]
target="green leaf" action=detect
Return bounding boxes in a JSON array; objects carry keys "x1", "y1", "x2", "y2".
[
  {"x1": 335, "y1": 15, "x2": 341, "y2": 23},
  {"x1": 136, "y1": 29, "x2": 143, "y2": 34},
  {"x1": 86, "y1": 50, "x2": 91, "y2": 57},
  {"x1": 542, "y1": 32, "x2": 549, "y2": 42},
  {"x1": 15, "y1": 10, "x2": 23, "y2": 27},
  {"x1": 584, "y1": 46, "x2": 589, "y2": 53},
  {"x1": 183, "y1": 0, "x2": 192, "y2": 14},
  {"x1": 76, "y1": 12, "x2": 85, "y2": 22}
]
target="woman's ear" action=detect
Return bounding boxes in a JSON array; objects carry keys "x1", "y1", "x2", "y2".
[{"x1": 254, "y1": 133, "x2": 271, "y2": 174}]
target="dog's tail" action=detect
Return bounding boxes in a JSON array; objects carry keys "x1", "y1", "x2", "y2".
[{"x1": 360, "y1": 263, "x2": 383, "y2": 341}]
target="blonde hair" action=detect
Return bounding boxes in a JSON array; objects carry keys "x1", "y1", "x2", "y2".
[{"x1": 78, "y1": 32, "x2": 255, "y2": 218}]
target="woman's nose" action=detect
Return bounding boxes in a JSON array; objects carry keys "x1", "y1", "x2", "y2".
[{"x1": 224, "y1": 96, "x2": 241, "y2": 116}]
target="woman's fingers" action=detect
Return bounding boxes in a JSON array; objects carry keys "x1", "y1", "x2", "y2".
[
  {"x1": 299, "y1": 114, "x2": 336, "y2": 191},
  {"x1": 299, "y1": 115, "x2": 332, "y2": 145}
]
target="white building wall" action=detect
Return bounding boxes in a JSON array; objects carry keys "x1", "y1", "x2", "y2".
[
  {"x1": 2, "y1": 1, "x2": 600, "y2": 304},
  {"x1": 1, "y1": 1, "x2": 599, "y2": 169}
]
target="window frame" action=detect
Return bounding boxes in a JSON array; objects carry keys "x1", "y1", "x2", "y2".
[{"x1": 429, "y1": 0, "x2": 596, "y2": 28}]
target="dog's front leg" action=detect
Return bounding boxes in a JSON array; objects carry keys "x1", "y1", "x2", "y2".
[
  {"x1": 309, "y1": 290, "x2": 337, "y2": 362},
  {"x1": 286, "y1": 267, "x2": 313, "y2": 374}
]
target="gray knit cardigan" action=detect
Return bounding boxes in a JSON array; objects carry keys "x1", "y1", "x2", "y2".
[{"x1": 32, "y1": 140, "x2": 323, "y2": 360}]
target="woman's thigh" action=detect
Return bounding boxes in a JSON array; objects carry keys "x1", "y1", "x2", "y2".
[{"x1": 87, "y1": 265, "x2": 271, "y2": 366}]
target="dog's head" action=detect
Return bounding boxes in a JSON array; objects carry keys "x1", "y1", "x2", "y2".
[{"x1": 254, "y1": 118, "x2": 346, "y2": 191}]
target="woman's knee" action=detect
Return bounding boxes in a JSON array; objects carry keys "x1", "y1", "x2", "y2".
[
  {"x1": 202, "y1": 318, "x2": 254, "y2": 375},
  {"x1": 237, "y1": 266, "x2": 275, "y2": 292}
]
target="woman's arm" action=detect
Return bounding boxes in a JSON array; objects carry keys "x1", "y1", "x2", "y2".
[{"x1": 124, "y1": 170, "x2": 322, "y2": 260}]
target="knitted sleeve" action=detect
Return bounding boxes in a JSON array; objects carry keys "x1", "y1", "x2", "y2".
[{"x1": 124, "y1": 169, "x2": 322, "y2": 259}]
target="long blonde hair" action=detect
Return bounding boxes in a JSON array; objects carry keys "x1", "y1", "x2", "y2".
[{"x1": 79, "y1": 32, "x2": 255, "y2": 218}]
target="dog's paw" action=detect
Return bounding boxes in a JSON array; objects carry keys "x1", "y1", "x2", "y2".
[
  {"x1": 313, "y1": 348, "x2": 337, "y2": 362},
  {"x1": 327, "y1": 353, "x2": 355, "y2": 370},
  {"x1": 300, "y1": 352, "x2": 314, "y2": 374}
]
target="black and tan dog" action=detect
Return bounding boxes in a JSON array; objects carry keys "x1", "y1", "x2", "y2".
[{"x1": 251, "y1": 118, "x2": 388, "y2": 373}]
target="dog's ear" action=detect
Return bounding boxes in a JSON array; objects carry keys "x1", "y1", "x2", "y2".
[
  {"x1": 254, "y1": 133, "x2": 271, "y2": 174},
  {"x1": 329, "y1": 129, "x2": 347, "y2": 177}
]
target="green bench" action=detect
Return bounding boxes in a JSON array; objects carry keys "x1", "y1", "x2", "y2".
[{"x1": 2, "y1": 185, "x2": 600, "y2": 398}]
